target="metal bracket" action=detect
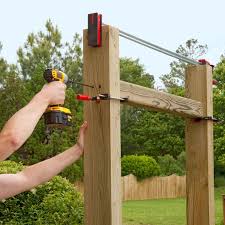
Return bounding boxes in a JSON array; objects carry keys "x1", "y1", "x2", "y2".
[
  {"x1": 77, "y1": 93, "x2": 129, "y2": 102},
  {"x1": 195, "y1": 116, "x2": 219, "y2": 122},
  {"x1": 98, "y1": 94, "x2": 128, "y2": 102}
]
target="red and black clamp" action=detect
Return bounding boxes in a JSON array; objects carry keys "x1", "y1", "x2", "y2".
[
  {"x1": 76, "y1": 94, "x2": 93, "y2": 101},
  {"x1": 198, "y1": 59, "x2": 217, "y2": 85},
  {"x1": 88, "y1": 13, "x2": 102, "y2": 47},
  {"x1": 77, "y1": 94, "x2": 128, "y2": 103},
  {"x1": 76, "y1": 94, "x2": 102, "y2": 103},
  {"x1": 198, "y1": 59, "x2": 214, "y2": 69}
]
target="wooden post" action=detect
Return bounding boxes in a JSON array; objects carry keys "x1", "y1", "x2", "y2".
[
  {"x1": 223, "y1": 195, "x2": 225, "y2": 225},
  {"x1": 185, "y1": 65, "x2": 214, "y2": 225},
  {"x1": 83, "y1": 26, "x2": 121, "y2": 225}
]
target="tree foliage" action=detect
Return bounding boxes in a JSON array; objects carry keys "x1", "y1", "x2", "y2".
[
  {"x1": 213, "y1": 57, "x2": 225, "y2": 177},
  {"x1": 161, "y1": 39, "x2": 208, "y2": 91},
  {"x1": 0, "y1": 21, "x2": 84, "y2": 182},
  {"x1": 157, "y1": 152, "x2": 186, "y2": 176},
  {"x1": 120, "y1": 58, "x2": 184, "y2": 158},
  {"x1": 1, "y1": 20, "x2": 225, "y2": 182}
]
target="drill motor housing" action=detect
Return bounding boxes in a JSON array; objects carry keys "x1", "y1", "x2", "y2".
[{"x1": 43, "y1": 69, "x2": 72, "y2": 128}]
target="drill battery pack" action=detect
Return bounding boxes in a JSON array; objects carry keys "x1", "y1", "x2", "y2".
[{"x1": 44, "y1": 106, "x2": 72, "y2": 128}]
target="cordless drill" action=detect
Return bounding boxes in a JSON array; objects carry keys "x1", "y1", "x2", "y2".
[{"x1": 43, "y1": 69, "x2": 72, "y2": 128}]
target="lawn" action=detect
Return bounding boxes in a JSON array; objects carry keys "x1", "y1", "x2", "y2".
[{"x1": 122, "y1": 187, "x2": 225, "y2": 225}]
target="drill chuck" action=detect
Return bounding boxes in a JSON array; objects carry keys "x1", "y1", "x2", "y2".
[{"x1": 44, "y1": 68, "x2": 69, "y2": 84}]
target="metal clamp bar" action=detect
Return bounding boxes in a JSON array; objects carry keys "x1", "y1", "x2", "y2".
[
  {"x1": 195, "y1": 116, "x2": 219, "y2": 122},
  {"x1": 98, "y1": 94, "x2": 128, "y2": 102},
  {"x1": 119, "y1": 29, "x2": 200, "y2": 65}
]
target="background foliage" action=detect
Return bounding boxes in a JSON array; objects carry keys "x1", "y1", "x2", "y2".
[
  {"x1": 121, "y1": 155, "x2": 160, "y2": 179},
  {"x1": 0, "y1": 161, "x2": 84, "y2": 225},
  {"x1": 0, "y1": 20, "x2": 225, "y2": 183}
]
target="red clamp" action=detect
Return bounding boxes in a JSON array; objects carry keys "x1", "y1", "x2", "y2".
[
  {"x1": 88, "y1": 13, "x2": 102, "y2": 47},
  {"x1": 212, "y1": 79, "x2": 218, "y2": 85},
  {"x1": 76, "y1": 94, "x2": 92, "y2": 101},
  {"x1": 76, "y1": 94, "x2": 101, "y2": 103},
  {"x1": 198, "y1": 59, "x2": 218, "y2": 85},
  {"x1": 76, "y1": 93, "x2": 128, "y2": 103},
  {"x1": 198, "y1": 59, "x2": 214, "y2": 69}
]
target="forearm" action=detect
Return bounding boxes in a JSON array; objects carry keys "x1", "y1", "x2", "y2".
[
  {"x1": 0, "y1": 91, "x2": 49, "y2": 160},
  {"x1": 20, "y1": 145, "x2": 81, "y2": 189},
  {"x1": 0, "y1": 145, "x2": 81, "y2": 200}
]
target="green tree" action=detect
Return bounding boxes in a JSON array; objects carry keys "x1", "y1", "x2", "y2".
[
  {"x1": 161, "y1": 39, "x2": 208, "y2": 91},
  {"x1": 120, "y1": 57, "x2": 154, "y2": 88},
  {"x1": 0, "y1": 44, "x2": 28, "y2": 129},
  {"x1": 17, "y1": 19, "x2": 83, "y2": 92},
  {"x1": 120, "y1": 58, "x2": 155, "y2": 156},
  {"x1": 0, "y1": 42, "x2": 9, "y2": 84},
  {"x1": 120, "y1": 58, "x2": 185, "y2": 158},
  {"x1": 157, "y1": 152, "x2": 186, "y2": 176},
  {"x1": 0, "y1": 21, "x2": 84, "y2": 183},
  {"x1": 213, "y1": 56, "x2": 225, "y2": 167}
]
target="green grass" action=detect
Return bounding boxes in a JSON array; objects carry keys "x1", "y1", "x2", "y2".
[{"x1": 122, "y1": 187, "x2": 225, "y2": 225}]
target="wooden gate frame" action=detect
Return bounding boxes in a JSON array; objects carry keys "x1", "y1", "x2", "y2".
[{"x1": 83, "y1": 25, "x2": 214, "y2": 225}]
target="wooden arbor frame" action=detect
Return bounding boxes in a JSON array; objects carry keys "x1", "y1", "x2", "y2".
[{"x1": 83, "y1": 26, "x2": 214, "y2": 225}]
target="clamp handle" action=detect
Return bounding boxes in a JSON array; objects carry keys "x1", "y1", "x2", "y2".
[{"x1": 77, "y1": 94, "x2": 92, "y2": 101}]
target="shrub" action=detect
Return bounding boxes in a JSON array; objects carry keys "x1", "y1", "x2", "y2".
[
  {"x1": 121, "y1": 155, "x2": 160, "y2": 179},
  {"x1": 158, "y1": 154, "x2": 185, "y2": 176},
  {"x1": 218, "y1": 154, "x2": 225, "y2": 166},
  {"x1": 0, "y1": 160, "x2": 84, "y2": 225},
  {"x1": 60, "y1": 159, "x2": 84, "y2": 182},
  {"x1": 177, "y1": 151, "x2": 186, "y2": 171},
  {"x1": 215, "y1": 154, "x2": 225, "y2": 177},
  {"x1": 214, "y1": 176, "x2": 225, "y2": 187}
]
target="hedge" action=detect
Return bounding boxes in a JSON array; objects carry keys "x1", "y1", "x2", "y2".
[
  {"x1": 121, "y1": 155, "x2": 160, "y2": 179},
  {"x1": 0, "y1": 160, "x2": 84, "y2": 225}
]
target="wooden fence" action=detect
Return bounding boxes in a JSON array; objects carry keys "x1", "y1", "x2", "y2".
[{"x1": 75, "y1": 174, "x2": 186, "y2": 201}]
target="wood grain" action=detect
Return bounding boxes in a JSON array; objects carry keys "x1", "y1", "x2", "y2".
[
  {"x1": 185, "y1": 65, "x2": 214, "y2": 225},
  {"x1": 120, "y1": 80, "x2": 203, "y2": 118},
  {"x1": 121, "y1": 174, "x2": 186, "y2": 201},
  {"x1": 83, "y1": 26, "x2": 121, "y2": 225}
]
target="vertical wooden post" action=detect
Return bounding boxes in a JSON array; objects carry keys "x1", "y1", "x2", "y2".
[
  {"x1": 185, "y1": 65, "x2": 214, "y2": 225},
  {"x1": 83, "y1": 26, "x2": 121, "y2": 225},
  {"x1": 223, "y1": 195, "x2": 225, "y2": 225}
]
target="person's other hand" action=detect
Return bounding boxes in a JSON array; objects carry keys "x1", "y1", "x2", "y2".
[
  {"x1": 41, "y1": 82, "x2": 66, "y2": 105},
  {"x1": 76, "y1": 121, "x2": 88, "y2": 156}
]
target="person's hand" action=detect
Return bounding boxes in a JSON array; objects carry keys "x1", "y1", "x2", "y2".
[
  {"x1": 76, "y1": 121, "x2": 88, "y2": 156},
  {"x1": 40, "y1": 81, "x2": 66, "y2": 105}
]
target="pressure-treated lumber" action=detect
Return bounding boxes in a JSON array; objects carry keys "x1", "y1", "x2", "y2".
[
  {"x1": 75, "y1": 174, "x2": 186, "y2": 200},
  {"x1": 120, "y1": 80, "x2": 203, "y2": 118},
  {"x1": 83, "y1": 26, "x2": 121, "y2": 225},
  {"x1": 185, "y1": 65, "x2": 214, "y2": 225}
]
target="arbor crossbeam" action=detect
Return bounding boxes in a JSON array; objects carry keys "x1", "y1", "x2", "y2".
[{"x1": 120, "y1": 80, "x2": 203, "y2": 118}]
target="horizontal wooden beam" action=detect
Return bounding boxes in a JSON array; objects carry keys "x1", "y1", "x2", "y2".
[{"x1": 120, "y1": 80, "x2": 203, "y2": 118}]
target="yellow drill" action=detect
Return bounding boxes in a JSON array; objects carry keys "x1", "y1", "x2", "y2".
[{"x1": 43, "y1": 68, "x2": 72, "y2": 128}]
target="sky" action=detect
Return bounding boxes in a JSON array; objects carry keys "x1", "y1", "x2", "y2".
[{"x1": 0, "y1": 0, "x2": 225, "y2": 88}]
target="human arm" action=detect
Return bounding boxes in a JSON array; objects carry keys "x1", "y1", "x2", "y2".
[
  {"x1": 0, "y1": 81, "x2": 66, "y2": 160},
  {"x1": 0, "y1": 121, "x2": 87, "y2": 200}
]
